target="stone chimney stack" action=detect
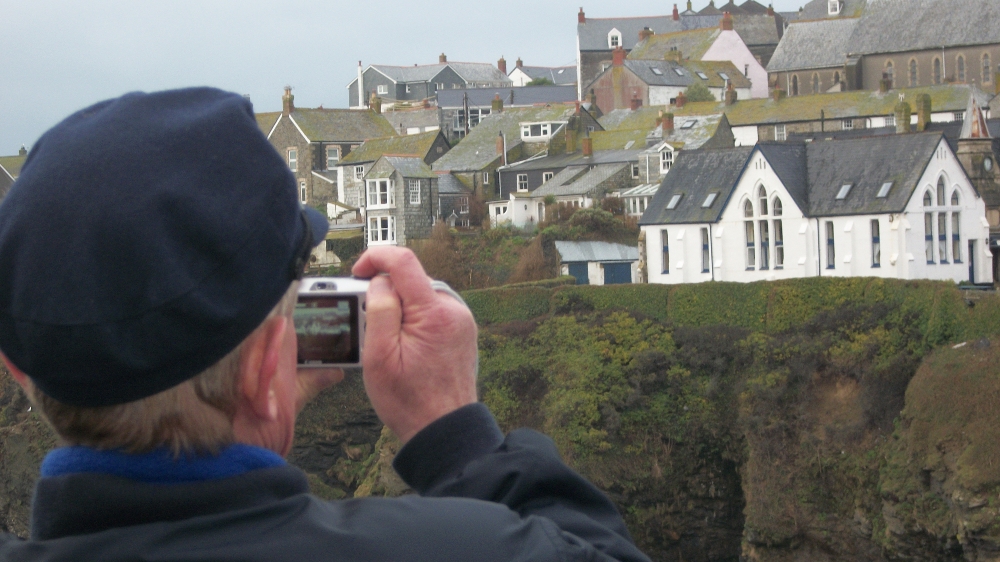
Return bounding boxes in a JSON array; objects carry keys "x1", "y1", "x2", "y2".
[
  {"x1": 879, "y1": 72, "x2": 891, "y2": 93},
  {"x1": 630, "y1": 96, "x2": 643, "y2": 111},
  {"x1": 582, "y1": 136, "x2": 593, "y2": 157},
  {"x1": 282, "y1": 86, "x2": 294, "y2": 116},
  {"x1": 675, "y1": 92, "x2": 687, "y2": 108},
  {"x1": 895, "y1": 101, "x2": 912, "y2": 134},
  {"x1": 370, "y1": 92, "x2": 382, "y2": 115},
  {"x1": 725, "y1": 82, "x2": 738, "y2": 105},
  {"x1": 566, "y1": 122, "x2": 578, "y2": 153},
  {"x1": 496, "y1": 133, "x2": 505, "y2": 158},
  {"x1": 516, "y1": 57, "x2": 523, "y2": 69},
  {"x1": 664, "y1": 112, "x2": 675, "y2": 132},
  {"x1": 439, "y1": 53, "x2": 447, "y2": 63},
  {"x1": 612, "y1": 47, "x2": 626, "y2": 66},
  {"x1": 721, "y1": 11, "x2": 734, "y2": 31},
  {"x1": 639, "y1": 27, "x2": 654, "y2": 42},
  {"x1": 498, "y1": 56, "x2": 507, "y2": 75},
  {"x1": 916, "y1": 93, "x2": 931, "y2": 132},
  {"x1": 492, "y1": 93, "x2": 504, "y2": 113},
  {"x1": 665, "y1": 48, "x2": 683, "y2": 63},
  {"x1": 578, "y1": 7, "x2": 585, "y2": 23},
  {"x1": 767, "y1": 4, "x2": 774, "y2": 16},
  {"x1": 772, "y1": 88, "x2": 786, "y2": 101},
  {"x1": 672, "y1": 4, "x2": 680, "y2": 20},
  {"x1": 18, "y1": 146, "x2": 27, "y2": 156},
  {"x1": 687, "y1": 0, "x2": 693, "y2": 11}
]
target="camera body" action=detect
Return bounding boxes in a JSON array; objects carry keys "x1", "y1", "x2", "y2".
[{"x1": 294, "y1": 278, "x2": 369, "y2": 368}]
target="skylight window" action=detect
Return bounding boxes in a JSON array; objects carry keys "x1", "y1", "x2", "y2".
[
  {"x1": 697, "y1": 72, "x2": 708, "y2": 80},
  {"x1": 877, "y1": 181, "x2": 893, "y2": 198},
  {"x1": 718, "y1": 72, "x2": 730, "y2": 81},
  {"x1": 652, "y1": 68, "x2": 664, "y2": 76},
  {"x1": 836, "y1": 184, "x2": 853, "y2": 200},
  {"x1": 624, "y1": 140, "x2": 635, "y2": 149},
  {"x1": 666, "y1": 194, "x2": 683, "y2": 209},
  {"x1": 681, "y1": 120, "x2": 696, "y2": 129},
  {"x1": 673, "y1": 68, "x2": 684, "y2": 76},
  {"x1": 702, "y1": 193, "x2": 718, "y2": 208}
]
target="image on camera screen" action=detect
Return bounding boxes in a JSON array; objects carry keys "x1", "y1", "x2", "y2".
[{"x1": 294, "y1": 296, "x2": 359, "y2": 365}]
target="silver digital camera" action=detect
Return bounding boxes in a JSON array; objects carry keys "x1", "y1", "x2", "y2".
[{"x1": 294, "y1": 278, "x2": 369, "y2": 368}]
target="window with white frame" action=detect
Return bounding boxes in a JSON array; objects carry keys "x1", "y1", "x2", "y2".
[
  {"x1": 521, "y1": 122, "x2": 558, "y2": 140},
  {"x1": 377, "y1": 85, "x2": 388, "y2": 95},
  {"x1": 745, "y1": 220, "x2": 756, "y2": 269},
  {"x1": 517, "y1": 174, "x2": 528, "y2": 191},
  {"x1": 937, "y1": 212, "x2": 948, "y2": 263},
  {"x1": 459, "y1": 197, "x2": 469, "y2": 214},
  {"x1": 924, "y1": 211, "x2": 934, "y2": 263},
  {"x1": 609, "y1": 29, "x2": 621, "y2": 48},
  {"x1": 661, "y1": 229, "x2": 669, "y2": 273},
  {"x1": 326, "y1": 146, "x2": 340, "y2": 169},
  {"x1": 871, "y1": 219, "x2": 881, "y2": 267},
  {"x1": 885, "y1": 114, "x2": 896, "y2": 127},
  {"x1": 701, "y1": 227, "x2": 710, "y2": 273},
  {"x1": 631, "y1": 164, "x2": 640, "y2": 179},
  {"x1": 454, "y1": 108, "x2": 491, "y2": 131},
  {"x1": 288, "y1": 148, "x2": 298, "y2": 172},
  {"x1": 483, "y1": 171, "x2": 490, "y2": 185},
  {"x1": 842, "y1": 119, "x2": 854, "y2": 130},
  {"x1": 543, "y1": 172, "x2": 554, "y2": 183},
  {"x1": 759, "y1": 220, "x2": 770, "y2": 270},
  {"x1": 826, "y1": 221, "x2": 835, "y2": 269},
  {"x1": 368, "y1": 215, "x2": 395, "y2": 245},
  {"x1": 775, "y1": 124, "x2": 786, "y2": 141},
  {"x1": 828, "y1": 0, "x2": 841, "y2": 15},
  {"x1": 758, "y1": 186, "x2": 768, "y2": 215},
  {"x1": 367, "y1": 179, "x2": 395, "y2": 208},
  {"x1": 408, "y1": 180, "x2": 421, "y2": 205},
  {"x1": 952, "y1": 211, "x2": 962, "y2": 262},
  {"x1": 660, "y1": 149, "x2": 673, "y2": 173},
  {"x1": 299, "y1": 180, "x2": 307, "y2": 203},
  {"x1": 774, "y1": 217, "x2": 784, "y2": 268},
  {"x1": 355, "y1": 166, "x2": 365, "y2": 180}
]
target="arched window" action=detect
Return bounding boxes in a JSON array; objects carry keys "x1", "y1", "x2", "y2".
[
  {"x1": 773, "y1": 197, "x2": 783, "y2": 216},
  {"x1": 885, "y1": 61, "x2": 894, "y2": 89},
  {"x1": 791, "y1": 75, "x2": 799, "y2": 96},
  {"x1": 957, "y1": 55, "x2": 966, "y2": 82},
  {"x1": 923, "y1": 190, "x2": 933, "y2": 207},
  {"x1": 933, "y1": 58, "x2": 942, "y2": 84},
  {"x1": 952, "y1": 211, "x2": 962, "y2": 263},
  {"x1": 812, "y1": 73, "x2": 820, "y2": 93},
  {"x1": 951, "y1": 190, "x2": 960, "y2": 206},
  {"x1": 984, "y1": 53, "x2": 992, "y2": 85},
  {"x1": 745, "y1": 220, "x2": 756, "y2": 269},
  {"x1": 744, "y1": 199, "x2": 754, "y2": 218},
  {"x1": 758, "y1": 186, "x2": 768, "y2": 215},
  {"x1": 834, "y1": 71, "x2": 841, "y2": 85},
  {"x1": 909, "y1": 59, "x2": 918, "y2": 87},
  {"x1": 937, "y1": 177, "x2": 945, "y2": 205}
]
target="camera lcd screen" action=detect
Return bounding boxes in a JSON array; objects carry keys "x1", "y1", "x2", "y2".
[{"x1": 294, "y1": 295, "x2": 360, "y2": 365}]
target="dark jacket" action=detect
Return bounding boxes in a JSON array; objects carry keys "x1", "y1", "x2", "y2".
[{"x1": 0, "y1": 404, "x2": 650, "y2": 562}]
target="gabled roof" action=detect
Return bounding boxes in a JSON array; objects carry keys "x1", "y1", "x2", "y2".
[
  {"x1": 447, "y1": 62, "x2": 511, "y2": 84},
  {"x1": 530, "y1": 162, "x2": 630, "y2": 197},
  {"x1": 622, "y1": 59, "x2": 752, "y2": 89},
  {"x1": 597, "y1": 107, "x2": 727, "y2": 151},
  {"x1": 731, "y1": 14, "x2": 783, "y2": 47},
  {"x1": 640, "y1": 146, "x2": 755, "y2": 224},
  {"x1": 628, "y1": 27, "x2": 722, "y2": 61},
  {"x1": 757, "y1": 142, "x2": 809, "y2": 211},
  {"x1": 432, "y1": 105, "x2": 577, "y2": 172},
  {"x1": 383, "y1": 156, "x2": 436, "y2": 179},
  {"x1": 340, "y1": 130, "x2": 444, "y2": 165},
  {"x1": 255, "y1": 112, "x2": 281, "y2": 136},
  {"x1": 437, "y1": 86, "x2": 577, "y2": 108},
  {"x1": 352, "y1": 62, "x2": 510, "y2": 87},
  {"x1": 505, "y1": 149, "x2": 642, "y2": 172},
  {"x1": 805, "y1": 132, "x2": 945, "y2": 216},
  {"x1": 766, "y1": 18, "x2": 859, "y2": 72},
  {"x1": 555, "y1": 241, "x2": 639, "y2": 263},
  {"x1": 288, "y1": 109, "x2": 397, "y2": 143},
  {"x1": 738, "y1": 0, "x2": 772, "y2": 15},
  {"x1": 436, "y1": 172, "x2": 472, "y2": 194},
  {"x1": 798, "y1": 0, "x2": 867, "y2": 19},
  {"x1": 850, "y1": 0, "x2": 1000, "y2": 54},
  {"x1": 578, "y1": 14, "x2": 723, "y2": 51},
  {"x1": 0, "y1": 154, "x2": 27, "y2": 179},
  {"x1": 514, "y1": 66, "x2": 577, "y2": 85}
]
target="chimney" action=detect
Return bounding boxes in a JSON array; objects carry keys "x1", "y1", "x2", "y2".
[
  {"x1": 895, "y1": 101, "x2": 912, "y2": 134},
  {"x1": 566, "y1": 123, "x2": 578, "y2": 153},
  {"x1": 721, "y1": 11, "x2": 734, "y2": 31},
  {"x1": 498, "y1": 56, "x2": 507, "y2": 75},
  {"x1": 578, "y1": 7, "x2": 585, "y2": 23},
  {"x1": 663, "y1": 112, "x2": 675, "y2": 132},
  {"x1": 282, "y1": 86, "x2": 294, "y2": 116},
  {"x1": 916, "y1": 93, "x2": 931, "y2": 132},
  {"x1": 665, "y1": 48, "x2": 683, "y2": 63},
  {"x1": 672, "y1": 4, "x2": 680, "y2": 20},
  {"x1": 370, "y1": 92, "x2": 382, "y2": 115},
  {"x1": 767, "y1": 4, "x2": 774, "y2": 16},
  {"x1": 675, "y1": 92, "x2": 687, "y2": 107},
  {"x1": 582, "y1": 136, "x2": 593, "y2": 156},
  {"x1": 687, "y1": 0, "x2": 693, "y2": 11},
  {"x1": 879, "y1": 72, "x2": 891, "y2": 93},
  {"x1": 497, "y1": 133, "x2": 505, "y2": 157},
  {"x1": 356, "y1": 61, "x2": 364, "y2": 109},
  {"x1": 612, "y1": 47, "x2": 626, "y2": 66},
  {"x1": 492, "y1": 93, "x2": 504, "y2": 113},
  {"x1": 725, "y1": 82, "x2": 738, "y2": 105},
  {"x1": 639, "y1": 27, "x2": 654, "y2": 42},
  {"x1": 630, "y1": 96, "x2": 643, "y2": 111},
  {"x1": 587, "y1": 89, "x2": 597, "y2": 106},
  {"x1": 772, "y1": 88, "x2": 786, "y2": 101},
  {"x1": 516, "y1": 57, "x2": 523, "y2": 69},
  {"x1": 18, "y1": 146, "x2": 27, "y2": 156},
  {"x1": 439, "y1": 53, "x2": 447, "y2": 63}
]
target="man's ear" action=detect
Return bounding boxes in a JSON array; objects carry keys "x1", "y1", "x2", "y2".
[
  {"x1": 0, "y1": 352, "x2": 31, "y2": 390},
  {"x1": 237, "y1": 316, "x2": 289, "y2": 421}
]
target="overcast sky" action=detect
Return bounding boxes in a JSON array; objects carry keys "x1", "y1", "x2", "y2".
[{"x1": 0, "y1": 0, "x2": 809, "y2": 155}]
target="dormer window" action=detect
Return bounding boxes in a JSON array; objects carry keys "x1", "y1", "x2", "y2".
[
  {"x1": 660, "y1": 148, "x2": 674, "y2": 173},
  {"x1": 608, "y1": 29, "x2": 621, "y2": 48},
  {"x1": 828, "y1": 0, "x2": 841, "y2": 15},
  {"x1": 520, "y1": 122, "x2": 564, "y2": 141}
]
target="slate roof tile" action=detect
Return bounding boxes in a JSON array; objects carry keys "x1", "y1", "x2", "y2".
[
  {"x1": 517, "y1": 66, "x2": 577, "y2": 85},
  {"x1": 766, "y1": 18, "x2": 859, "y2": 72},
  {"x1": 851, "y1": 0, "x2": 1000, "y2": 54},
  {"x1": 578, "y1": 15, "x2": 723, "y2": 51},
  {"x1": 340, "y1": 130, "x2": 443, "y2": 165},
  {"x1": 640, "y1": 146, "x2": 755, "y2": 224},
  {"x1": 437, "y1": 86, "x2": 577, "y2": 108},
  {"x1": 291, "y1": 109, "x2": 397, "y2": 142}
]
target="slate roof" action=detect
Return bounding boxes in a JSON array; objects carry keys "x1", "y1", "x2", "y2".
[
  {"x1": 591, "y1": 129, "x2": 651, "y2": 151},
  {"x1": 598, "y1": 107, "x2": 726, "y2": 150},
  {"x1": 289, "y1": 109, "x2": 397, "y2": 142},
  {"x1": 381, "y1": 107, "x2": 440, "y2": 132},
  {"x1": 578, "y1": 14, "x2": 723, "y2": 51},
  {"x1": 531, "y1": 163, "x2": 630, "y2": 197},
  {"x1": 756, "y1": 142, "x2": 809, "y2": 211},
  {"x1": 640, "y1": 146, "x2": 755, "y2": 225},
  {"x1": 798, "y1": 0, "x2": 867, "y2": 19},
  {"x1": 340, "y1": 130, "x2": 443, "y2": 165},
  {"x1": 436, "y1": 173, "x2": 472, "y2": 194},
  {"x1": 738, "y1": 0, "x2": 771, "y2": 15},
  {"x1": 851, "y1": 0, "x2": 1000, "y2": 54},
  {"x1": 767, "y1": 18, "x2": 859, "y2": 72},
  {"x1": 432, "y1": 105, "x2": 577, "y2": 172},
  {"x1": 555, "y1": 241, "x2": 639, "y2": 263},
  {"x1": 805, "y1": 132, "x2": 945, "y2": 216},
  {"x1": 447, "y1": 62, "x2": 512, "y2": 84},
  {"x1": 622, "y1": 59, "x2": 752, "y2": 89},
  {"x1": 437, "y1": 86, "x2": 577, "y2": 108},
  {"x1": 516, "y1": 66, "x2": 577, "y2": 85},
  {"x1": 628, "y1": 28, "x2": 721, "y2": 60},
  {"x1": 358, "y1": 62, "x2": 511, "y2": 87},
  {"x1": 505, "y1": 149, "x2": 642, "y2": 172},
  {"x1": 255, "y1": 112, "x2": 281, "y2": 136},
  {"x1": 384, "y1": 156, "x2": 436, "y2": 179},
  {"x1": 0, "y1": 155, "x2": 27, "y2": 178},
  {"x1": 731, "y1": 14, "x2": 783, "y2": 47}
]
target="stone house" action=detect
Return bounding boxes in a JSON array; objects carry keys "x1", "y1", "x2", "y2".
[
  {"x1": 437, "y1": 85, "x2": 577, "y2": 142},
  {"x1": 260, "y1": 88, "x2": 396, "y2": 208},
  {"x1": 639, "y1": 133, "x2": 993, "y2": 285},
  {"x1": 436, "y1": 173, "x2": 475, "y2": 228},
  {"x1": 347, "y1": 55, "x2": 511, "y2": 109},
  {"x1": 363, "y1": 156, "x2": 439, "y2": 247}
]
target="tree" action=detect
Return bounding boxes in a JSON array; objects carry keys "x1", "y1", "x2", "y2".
[
  {"x1": 684, "y1": 81, "x2": 715, "y2": 103},
  {"x1": 526, "y1": 77, "x2": 555, "y2": 86}
]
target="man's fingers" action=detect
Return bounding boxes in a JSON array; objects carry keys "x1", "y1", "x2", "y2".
[
  {"x1": 362, "y1": 275, "x2": 403, "y2": 373},
  {"x1": 353, "y1": 247, "x2": 437, "y2": 309}
]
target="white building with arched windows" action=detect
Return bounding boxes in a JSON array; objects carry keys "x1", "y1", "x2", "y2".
[{"x1": 639, "y1": 132, "x2": 993, "y2": 285}]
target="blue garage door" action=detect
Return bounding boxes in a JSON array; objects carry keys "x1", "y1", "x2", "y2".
[
  {"x1": 568, "y1": 263, "x2": 589, "y2": 285},
  {"x1": 603, "y1": 263, "x2": 632, "y2": 285}
]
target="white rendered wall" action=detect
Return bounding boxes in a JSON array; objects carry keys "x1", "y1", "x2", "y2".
[
  {"x1": 732, "y1": 126, "x2": 759, "y2": 147},
  {"x1": 701, "y1": 30, "x2": 769, "y2": 99}
]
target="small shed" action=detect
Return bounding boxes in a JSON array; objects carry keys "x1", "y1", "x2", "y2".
[{"x1": 554, "y1": 241, "x2": 639, "y2": 285}]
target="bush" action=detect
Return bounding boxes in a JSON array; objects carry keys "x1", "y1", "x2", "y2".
[{"x1": 684, "y1": 81, "x2": 715, "y2": 102}]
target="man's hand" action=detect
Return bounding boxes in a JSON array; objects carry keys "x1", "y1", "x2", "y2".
[{"x1": 352, "y1": 247, "x2": 478, "y2": 444}]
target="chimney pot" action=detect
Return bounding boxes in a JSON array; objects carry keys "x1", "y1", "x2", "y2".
[
  {"x1": 497, "y1": 133, "x2": 505, "y2": 157},
  {"x1": 721, "y1": 11, "x2": 734, "y2": 31},
  {"x1": 578, "y1": 7, "x2": 585, "y2": 23},
  {"x1": 18, "y1": 145, "x2": 27, "y2": 156},
  {"x1": 612, "y1": 47, "x2": 626, "y2": 67},
  {"x1": 767, "y1": 3, "x2": 774, "y2": 15},
  {"x1": 370, "y1": 92, "x2": 382, "y2": 115},
  {"x1": 439, "y1": 53, "x2": 447, "y2": 63},
  {"x1": 498, "y1": 56, "x2": 507, "y2": 75},
  {"x1": 282, "y1": 86, "x2": 294, "y2": 116},
  {"x1": 673, "y1": 4, "x2": 680, "y2": 20},
  {"x1": 675, "y1": 92, "x2": 687, "y2": 108},
  {"x1": 663, "y1": 112, "x2": 675, "y2": 132},
  {"x1": 516, "y1": 57, "x2": 523, "y2": 69},
  {"x1": 639, "y1": 27, "x2": 654, "y2": 42}
]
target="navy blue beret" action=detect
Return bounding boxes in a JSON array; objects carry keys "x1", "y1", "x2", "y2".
[{"x1": 0, "y1": 87, "x2": 328, "y2": 407}]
